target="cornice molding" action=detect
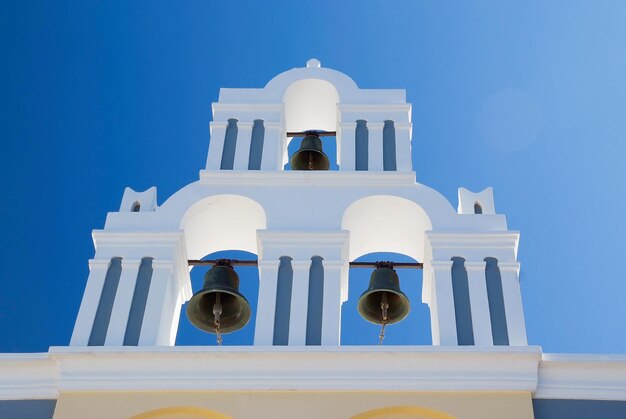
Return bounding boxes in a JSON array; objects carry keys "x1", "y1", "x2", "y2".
[
  {"x1": 535, "y1": 354, "x2": 626, "y2": 401},
  {"x1": 47, "y1": 346, "x2": 541, "y2": 393},
  {"x1": 426, "y1": 231, "x2": 520, "y2": 247},
  {"x1": 90, "y1": 230, "x2": 191, "y2": 300},
  {"x1": 212, "y1": 103, "x2": 285, "y2": 112},
  {"x1": 337, "y1": 103, "x2": 412, "y2": 112},
  {"x1": 3, "y1": 349, "x2": 626, "y2": 401},
  {"x1": 199, "y1": 170, "x2": 417, "y2": 187},
  {"x1": 0, "y1": 354, "x2": 57, "y2": 400}
]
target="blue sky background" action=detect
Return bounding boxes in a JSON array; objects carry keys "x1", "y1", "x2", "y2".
[{"x1": 1, "y1": 1, "x2": 626, "y2": 353}]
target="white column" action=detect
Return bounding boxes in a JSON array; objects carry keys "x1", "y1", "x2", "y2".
[
  {"x1": 139, "y1": 260, "x2": 175, "y2": 346},
  {"x1": 367, "y1": 122, "x2": 384, "y2": 171},
  {"x1": 338, "y1": 122, "x2": 356, "y2": 171},
  {"x1": 167, "y1": 291, "x2": 183, "y2": 346},
  {"x1": 261, "y1": 122, "x2": 284, "y2": 170},
  {"x1": 288, "y1": 260, "x2": 311, "y2": 345},
  {"x1": 465, "y1": 261, "x2": 493, "y2": 346},
  {"x1": 254, "y1": 260, "x2": 280, "y2": 345},
  {"x1": 162, "y1": 272, "x2": 181, "y2": 346},
  {"x1": 394, "y1": 122, "x2": 413, "y2": 171},
  {"x1": 70, "y1": 259, "x2": 111, "y2": 346},
  {"x1": 233, "y1": 121, "x2": 254, "y2": 170},
  {"x1": 320, "y1": 261, "x2": 347, "y2": 345},
  {"x1": 499, "y1": 262, "x2": 528, "y2": 345},
  {"x1": 429, "y1": 260, "x2": 458, "y2": 346},
  {"x1": 104, "y1": 259, "x2": 141, "y2": 345},
  {"x1": 205, "y1": 121, "x2": 229, "y2": 170}
]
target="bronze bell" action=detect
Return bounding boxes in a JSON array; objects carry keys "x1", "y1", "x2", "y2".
[
  {"x1": 186, "y1": 260, "x2": 251, "y2": 334},
  {"x1": 290, "y1": 132, "x2": 330, "y2": 170},
  {"x1": 357, "y1": 262, "x2": 410, "y2": 325}
]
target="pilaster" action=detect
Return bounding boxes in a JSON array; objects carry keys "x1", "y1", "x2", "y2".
[
  {"x1": 465, "y1": 261, "x2": 493, "y2": 346},
  {"x1": 205, "y1": 121, "x2": 228, "y2": 170},
  {"x1": 499, "y1": 262, "x2": 528, "y2": 345},
  {"x1": 394, "y1": 122, "x2": 412, "y2": 171},
  {"x1": 70, "y1": 259, "x2": 111, "y2": 346},
  {"x1": 429, "y1": 260, "x2": 457, "y2": 346},
  {"x1": 261, "y1": 122, "x2": 284, "y2": 170},
  {"x1": 338, "y1": 122, "x2": 356, "y2": 171},
  {"x1": 320, "y1": 261, "x2": 347, "y2": 345},
  {"x1": 367, "y1": 122, "x2": 385, "y2": 171},
  {"x1": 288, "y1": 260, "x2": 312, "y2": 345},
  {"x1": 104, "y1": 259, "x2": 141, "y2": 345},
  {"x1": 138, "y1": 260, "x2": 176, "y2": 346},
  {"x1": 254, "y1": 260, "x2": 280, "y2": 345},
  {"x1": 233, "y1": 121, "x2": 254, "y2": 170}
]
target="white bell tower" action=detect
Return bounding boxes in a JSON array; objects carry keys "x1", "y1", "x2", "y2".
[{"x1": 70, "y1": 59, "x2": 526, "y2": 348}]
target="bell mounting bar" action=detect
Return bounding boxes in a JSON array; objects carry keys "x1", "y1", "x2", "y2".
[
  {"x1": 188, "y1": 259, "x2": 423, "y2": 269},
  {"x1": 349, "y1": 261, "x2": 423, "y2": 269},
  {"x1": 188, "y1": 259, "x2": 259, "y2": 267},
  {"x1": 286, "y1": 130, "x2": 337, "y2": 137}
]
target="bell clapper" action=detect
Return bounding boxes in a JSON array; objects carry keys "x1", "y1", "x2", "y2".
[
  {"x1": 379, "y1": 291, "x2": 390, "y2": 345},
  {"x1": 213, "y1": 292, "x2": 223, "y2": 346}
]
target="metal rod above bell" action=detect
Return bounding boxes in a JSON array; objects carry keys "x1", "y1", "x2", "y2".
[
  {"x1": 289, "y1": 131, "x2": 330, "y2": 171},
  {"x1": 186, "y1": 260, "x2": 251, "y2": 335}
]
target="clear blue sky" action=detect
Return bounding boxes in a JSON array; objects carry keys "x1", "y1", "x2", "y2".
[{"x1": 1, "y1": 1, "x2": 626, "y2": 353}]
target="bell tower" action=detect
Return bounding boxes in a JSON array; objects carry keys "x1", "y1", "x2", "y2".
[
  {"x1": 70, "y1": 58, "x2": 526, "y2": 349},
  {"x1": 7, "y1": 58, "x2": 626, "y2": 419}
]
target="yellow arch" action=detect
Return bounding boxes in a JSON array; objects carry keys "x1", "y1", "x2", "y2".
[
  {"x1": 131, "y1": 406, "x2": 233, "y2": 419},
  {"x1": 351, "y1": 405, "x2": 457, "y2": 419}
]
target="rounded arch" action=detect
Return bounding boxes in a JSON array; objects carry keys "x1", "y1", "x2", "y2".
[
  {"x1": 264, "y1": 65, "x2": 360, "y2": 102},
  {"x1": 342, "y1": 195, "x2": 433, "y2": 262},
  {"x1": 131, "y1": 406, "x2": 233, "y2": 419},
  {"x1": 180, "y1": 194, "x2": 267, "y2": 260},
  {"x1": 351, "y1": 405, "x2": 457, "y2": 419},
  {"x1": 283, "y1": 78, "x2": 340, "y2": 133}
]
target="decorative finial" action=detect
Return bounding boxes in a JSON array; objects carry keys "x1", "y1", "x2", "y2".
[{"x1": 306, "y1": 58, "x2": 321, "y2": 68}]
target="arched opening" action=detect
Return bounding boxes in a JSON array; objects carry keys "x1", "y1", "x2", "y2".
[
  {"x1": 341, "y1": 196, "x2": 432, "y2": 345},
  {"x1": 342, "y1": 195, "x2": 432, "y2": 262},
  {"x1": 175, "y1": 195, "x2": 267, "y2": 345},
  {"x1": 132, "y1": 201, "x2": 141, "y2": 212},
  {"x1": 282, "y1": 79, "x2": 340, "y2": 170},
  {"x1": 180, "y1": 194, "x2": 267, "y2": 260},
  {"x1": 474, "y1": 202, "x2": 483, "y2": 214},
  {"x1": 176, "y1": 249, "x2": 259, "y2": 346},
  {"x1": 341, "y1": 252, "x2": 431, "y2": 346},
  {"x1": 283, "y1": 78, "x2": 339, "y2": 133}
]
